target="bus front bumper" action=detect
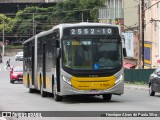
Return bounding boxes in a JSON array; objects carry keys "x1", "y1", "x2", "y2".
[{"x1": 60, "y1": 79, "x2": 124, "y2": 96}]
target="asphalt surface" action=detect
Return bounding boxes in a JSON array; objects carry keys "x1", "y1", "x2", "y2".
[
  {"x1": 0, "y1": 56, "x2": 158, "y2": 120},
  {"x1": 125, "y1": 84, "x2": 148, "y2": 91}
]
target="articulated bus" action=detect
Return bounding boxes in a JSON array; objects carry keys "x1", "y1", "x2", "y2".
[{"x1": 23, "y1": 22, "x2": 126, "y2": 101}]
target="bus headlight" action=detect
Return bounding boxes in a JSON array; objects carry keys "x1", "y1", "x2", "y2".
[
  {"x1": 63, "y1": 76, "x2": 71, "y2": 85},
  {"x1": 115, "y1": 75, "x2": 123, "y2": 84}
]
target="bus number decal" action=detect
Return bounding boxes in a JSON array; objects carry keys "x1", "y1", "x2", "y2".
[
  {"x1": 107, "y1": 28, "x2": 112, "y2": 34},
  {"x1": 66, "y1": 41, "x2": 70, "y2": 45},
  {"x1": 91, "y1": 29, "x2": 94, "y2": 34},
  {"x1": 70, "y1": 28, "x2": 113, "y2": 35},
  {"x1": 71, "y1": 29, "x2": 75, "y2": 35},
  {"x1": 102, "y1": 29, "x2": 106, "y2": 34},
  {"x1": 78, "y1": 29, "x2": 82, "y2": 34},
  {"x1": 84, "y1": 29, "x2": 88, "y2": 34}
]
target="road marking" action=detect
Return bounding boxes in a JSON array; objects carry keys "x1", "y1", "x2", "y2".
[
  {"x1": 0, "y1": 61, "x2": 13, "y2": 71},
  {"x1": 0, "y1": 117, "x2": 7, "y2": 120},
  {"x1": 4, "y1": 66, "x2": 8, "y2": 71}
]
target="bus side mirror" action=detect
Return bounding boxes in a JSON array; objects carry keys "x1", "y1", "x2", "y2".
[
  {"x1": 123, "y1": 48, "x2": 127, "y2": 57},
  {"x1": 57, "y1": 48, "x2": 61, "y2": 58}
]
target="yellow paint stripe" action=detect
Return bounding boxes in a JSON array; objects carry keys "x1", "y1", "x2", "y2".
[
  {"x1": 23, "y1": 75, "x2": 27, "y2": 86},
  {"x1": 144, "y1": 60, "x2": 151, "y2": 64},
  {"x1": 71, "y1": 76, "x2": 116, "y2": 90},
  {"x1": 144, "y1": 44, "x2": 151, "y2": 48}
]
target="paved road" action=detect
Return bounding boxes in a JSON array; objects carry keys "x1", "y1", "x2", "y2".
[
  {"x1": 0, "y1": 56, "x2": 160, "y2": 120},
  {"x1": 0, "y1": 56, "x2": 22, "y2": 71}
]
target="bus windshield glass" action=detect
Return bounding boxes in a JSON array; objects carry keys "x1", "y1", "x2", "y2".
[{"x1": 62, "y1": 38, "x2": 122, "y2": 70}]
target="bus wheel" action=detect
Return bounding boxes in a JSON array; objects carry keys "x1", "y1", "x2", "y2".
[
  {"x1": 29, "y1": 88, "x2": 35, "y2": 93},
  {"x1": 102, "y1": 94, "x2": 112, "y2": 101},
  {"x1": 40, "y1": 82, "x2": 47, "y2": 97},
  {"x1": 54, "y1": 88, "x2": 62, "y2": 101},
  {"x1": 28, "y1": 75, "x2": 35, "y2": 93}
]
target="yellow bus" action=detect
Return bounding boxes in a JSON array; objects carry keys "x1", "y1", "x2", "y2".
[{"x1": 23, "y1": 22, "x2": 126, "y2": 101}]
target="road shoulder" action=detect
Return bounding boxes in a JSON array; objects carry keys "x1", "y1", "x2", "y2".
[{"x1": 125, "y1": 83, "x2": 148, "y2": 91}]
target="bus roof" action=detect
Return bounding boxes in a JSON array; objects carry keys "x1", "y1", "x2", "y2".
[
  {"x1": 53, "y1": 22, "x2": 120, "y2": 29},
  {"x1": 23, "y1": 36, "x2": 35, "y2": 45},
  {"x1": 23, "y1": 22, "x2": 121, "y2": 44}
]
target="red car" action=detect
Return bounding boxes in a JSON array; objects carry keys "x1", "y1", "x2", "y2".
[{"x1": 10, "y1": 66, "x2": 23, "y2": 84}]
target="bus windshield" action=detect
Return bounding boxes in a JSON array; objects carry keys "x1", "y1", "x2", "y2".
[{"x1": 62, "y1": 38, "x2": 122, "y2": 70}]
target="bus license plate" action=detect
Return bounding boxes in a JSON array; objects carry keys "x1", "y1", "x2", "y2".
[{"x1": 89, "y1": 90, "x2": 99, "y2": 94}]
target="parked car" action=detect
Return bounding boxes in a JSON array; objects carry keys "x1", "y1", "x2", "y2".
[
  {"x1": 149, "y1": 68, "x2": 160, "y2": 96},
  {"x1": 15, "y1": 51, "x2": 23, "y2": 61},
  {"x1": 10, "y1": 66, "x2": 23, "y2": 84}
]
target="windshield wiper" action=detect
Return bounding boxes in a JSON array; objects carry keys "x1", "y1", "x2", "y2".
[{"x1": 73, "y1": 37, "x2": 88, "y2": 51}]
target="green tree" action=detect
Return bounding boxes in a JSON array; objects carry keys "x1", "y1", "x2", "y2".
[
  {"x1": 1, "y1": 0, "x2": 105, "y2": 38},
  {"x1": 0, "y1": 14, "x2": 14, "y2": 41},
  {"x1": 12, "y1": 6, "x2": 55, "y2": 36},
  {"x1": 48, "y1": 0, "x2": 105, "y2": 23}
]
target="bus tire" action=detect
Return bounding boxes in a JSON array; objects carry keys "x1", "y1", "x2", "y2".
[
  {"x1": 27, "y1": 74, "x2": 30, "y2": 88},
  {"x1": 28, "y1": 75, "x2": 35, "y2": 93},
  {"x1": 102, "y1": 94, "x2": 112, "y2": 101},
  {"x1": 29, "y1": 88, "x2": 35, "y2": 93},
  {"x1": 40, "y1": 80, "x2": 47, "y2": 97},
  {"x1": 54, "y1": 88, "x2": 62, "y2": 101}
]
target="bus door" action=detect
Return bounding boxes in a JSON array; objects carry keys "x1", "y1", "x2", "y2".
[
  {"x1": 31, "y1": 46, "x2": 35, "y2": 85},
  {"x1": 42, "y1": 43, "x2": 46, "y2": 88},
  {"x1": 54, "y1": 30, "x2": 60, "y2": 92},
  {"x1": 56, "y1": 42, "x2": 60, "y2": 92}
]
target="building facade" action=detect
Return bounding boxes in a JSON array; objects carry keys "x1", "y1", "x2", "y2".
[
  {"x1": 143, "y1": 0, "x2": 160, "y2": 68},
  {"x1": 99, "y1": 0, "x2": 139, "y2": 69},
  {"x1": 123, "y1": 0, "x2": 139, "y2": 69},
  {"x1": 99, "y1": 0, "x2": 124, "y2": 30}
]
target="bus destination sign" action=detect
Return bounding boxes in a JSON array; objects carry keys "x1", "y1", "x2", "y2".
[{"x1": 70, "y1": 28, "x2": 113, "y2": 36}]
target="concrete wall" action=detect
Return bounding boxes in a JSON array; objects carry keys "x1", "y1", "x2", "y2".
[
  {"x1": 0, "y1": 47, "x2": 22, "y2": 56},
  {"x1": 124, "y1": 0, "x2": 138, "y2": 28},
  {"x1": 5, "y1": 49, "x2": 23, "y2": 56}
]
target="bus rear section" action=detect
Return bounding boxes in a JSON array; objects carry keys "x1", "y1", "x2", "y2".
[{"x1": 23, "y1": 37, "x2": 36, "y2": 93}]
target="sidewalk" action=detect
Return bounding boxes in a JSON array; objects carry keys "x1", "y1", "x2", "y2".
[{"x1": 124, "y1": 83, "x2": 148, "y2": 91}]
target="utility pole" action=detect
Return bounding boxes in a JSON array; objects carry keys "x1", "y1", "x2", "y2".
[
  {"x1": 81, "y1": 12, "x2": 84, "y2": 22},
  {"x1": 138, "y1": 3, "x2": 141, "y2": 68},
  {"x1": 33, "y1": 13, "x2": 35, "y2": 36},
  {"x1": 141, "y1": 0, "x2": 145, "y2": 69},
  {"x1": 2, "y1": 16, "x2": 5, "y2": 59}
]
